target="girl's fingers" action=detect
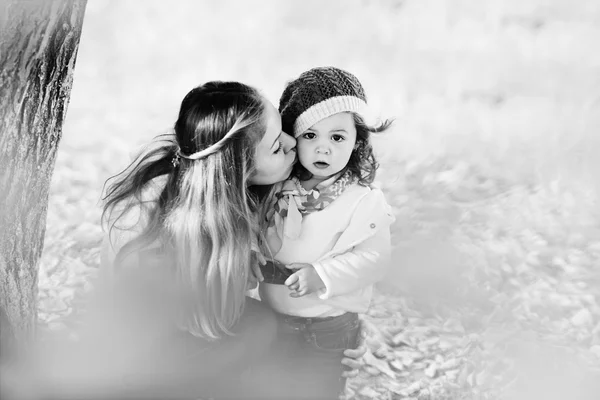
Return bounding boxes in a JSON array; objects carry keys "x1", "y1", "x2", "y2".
[
  {"x1": 289, "y1": 285, "x2": 302, "y2": 297},
  {"x1": 284, "y1": 274, "x2": 299, "y2": 287}
]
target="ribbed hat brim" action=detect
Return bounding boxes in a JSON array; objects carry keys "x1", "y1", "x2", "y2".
[{"x1": 293, "y1": 95, "x2": 370, "y2": 137}]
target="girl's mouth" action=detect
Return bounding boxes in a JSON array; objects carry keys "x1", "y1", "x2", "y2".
[{"x1": 313, "y1": 161, "x2": 329, "y2": 169}]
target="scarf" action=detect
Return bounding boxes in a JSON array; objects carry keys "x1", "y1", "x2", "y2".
[{"x1": 265, "y1": 170, "x2": 356, "y2": 254}]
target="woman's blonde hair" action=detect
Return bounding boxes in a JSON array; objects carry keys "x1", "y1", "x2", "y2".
[{"x1": 102, "y1": 82, "x2": 267, "y2": 340}]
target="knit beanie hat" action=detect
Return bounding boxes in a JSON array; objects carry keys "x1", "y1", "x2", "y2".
[{"x1": 279, "y1": 67, "x2": 370, "y2": 137}]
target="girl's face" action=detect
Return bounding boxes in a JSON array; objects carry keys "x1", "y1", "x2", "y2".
[
  {"x1": 296, "y1": 112, "x2": 356, "y2": 183},
  {"x1": 249, "y1": 100, "x2": 297, "y2": 186}
]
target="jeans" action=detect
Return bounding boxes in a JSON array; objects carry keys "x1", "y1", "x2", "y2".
[{"x1": 246, "y1": 312, "x2": 361, "y2": 400}]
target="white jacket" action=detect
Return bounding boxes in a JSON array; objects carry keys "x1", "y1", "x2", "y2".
[{"x1": 259, "y1": 183, "x2": 395, "y2": 317}]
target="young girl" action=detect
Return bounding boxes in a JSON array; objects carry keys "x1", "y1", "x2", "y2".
[{"x1": 257, "y1": 67, "x2": 395, "y2": 398}]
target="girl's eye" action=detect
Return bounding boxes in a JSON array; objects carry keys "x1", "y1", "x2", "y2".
[
  {"x1": 302, "y1": 132, "x2": 316, "y2": 140},
  {"x1": 332, "y1": 134, "x2": 345, "y2": 142},
  {"x1": 274, "y1": 140, "x2": 283, "y2": 154}
]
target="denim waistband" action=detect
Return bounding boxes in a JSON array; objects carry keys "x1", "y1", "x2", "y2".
[{"x1": 275, "y1": 312, "x2": 358, "y2": 327}]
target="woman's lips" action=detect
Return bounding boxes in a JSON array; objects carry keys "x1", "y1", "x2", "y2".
[{"x1": 313, "y1": 161, "x2": 329, "y2": 169}]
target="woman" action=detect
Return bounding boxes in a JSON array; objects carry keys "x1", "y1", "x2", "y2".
[
  {"x1": 87, "y1": 81, "x2": 362, "y2": 399},
  {"x1": 1, "y1": 81, "x2": 363, "y2": 400}
]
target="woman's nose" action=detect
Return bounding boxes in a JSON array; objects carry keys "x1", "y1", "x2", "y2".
[{"x1": 282, "y1": 132, "x2": 296, "y2": 153}]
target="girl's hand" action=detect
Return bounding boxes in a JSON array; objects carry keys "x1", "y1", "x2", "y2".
[{"x1": 284, "y1": 263, "x2": 325, "y2": 297}]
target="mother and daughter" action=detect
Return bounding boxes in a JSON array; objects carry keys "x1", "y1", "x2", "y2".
[
  {"x1": 18, "y1": 67, "x2": 394, "y2": 400},
  {"x1": 103, "y1": 66, "x2": 394, "y2": 399}
]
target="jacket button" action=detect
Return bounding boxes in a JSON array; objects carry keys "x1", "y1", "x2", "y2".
[{"x1": 370, "y1": 223, "x2": 376, "y2": 229}]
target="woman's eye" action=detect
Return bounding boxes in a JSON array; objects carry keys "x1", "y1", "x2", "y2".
[
  {"x1": 332, "y1": 134, "x2": 345, "y2": 142},
  {"x1": 274, "y1": 140, "x2": 283, "y2": 154},
  {"x1": 302, "y1": 132, "x2": 315, "y2": 139}
]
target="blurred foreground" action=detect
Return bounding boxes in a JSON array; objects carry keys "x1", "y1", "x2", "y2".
[{"x1": 38, "y1": 0, "x2": 600, "y2": 398}]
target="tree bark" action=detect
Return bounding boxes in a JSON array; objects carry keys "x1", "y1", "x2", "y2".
[{"x1": 0, "y1": 0, "x2": 87, "y2": 358}]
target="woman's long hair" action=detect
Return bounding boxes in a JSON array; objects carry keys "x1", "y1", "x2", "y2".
[{"x1": 102, "y1": 81, "x2": 266, "y2": 340}]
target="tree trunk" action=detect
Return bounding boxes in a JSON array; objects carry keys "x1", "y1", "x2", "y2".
[{"x1": 0, "y1": 0, "x2": 87, "y2": 358}]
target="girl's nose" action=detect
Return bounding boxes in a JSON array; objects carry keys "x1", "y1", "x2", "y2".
[
  {"x1": 281, "y1": 132, "x2": 296, "y2": 153},
  {"x1": 316, "y1": 143, "x2": 331, "y2": 155}
]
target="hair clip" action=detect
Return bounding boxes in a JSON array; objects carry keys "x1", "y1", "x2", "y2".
[{"x1": 171, "y1": 152, "x2": 181, "y2": 168}]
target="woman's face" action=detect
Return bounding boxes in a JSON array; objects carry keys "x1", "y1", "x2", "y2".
[{"x1": 249, "y1": 100, "x2": 296, "y2": 186}]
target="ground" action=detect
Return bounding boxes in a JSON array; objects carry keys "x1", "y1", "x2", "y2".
[{"x1": 37, "y1": 1, "x2": 600, "y2": 399}]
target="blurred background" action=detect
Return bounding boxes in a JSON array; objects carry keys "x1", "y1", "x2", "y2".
[
  {"x1": 61, "y1": 0, "x2": 600, "y2": 185},
  {"x1": 40, "y1": 0, "x2": 600, "y2": 398}
]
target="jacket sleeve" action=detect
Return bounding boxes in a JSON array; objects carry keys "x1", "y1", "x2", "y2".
[{"x1": 311, "y1": 189, "x2": 394, "y2": 299}]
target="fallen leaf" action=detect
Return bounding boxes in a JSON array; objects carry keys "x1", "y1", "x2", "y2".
[
  {"x1": 476, "y1": 370, "x2": 491, "y2": 386},
  {"x1": 358, "y1": 386, "x2": 380, "y2": 399},
  {"x1": 399, "y1": 381, "x2": 423, "y2": 397},
  {"x1": 363, "y1": 351, "x2": 396, "y2": 379},
  {"x1": 364, "y1": 366, "x2": 381, "y2": 376},
  {"x1": 439, "y1": 358, "x2": 461, "y2": 370},
  {"x1": 373, "y1": 346, "x2": 392, "y2": 359},
  {"x1": 571, "y1": 308, "x2": 593, "y2": 327},
  {"x1": 390, "y1": 360, "x2": 404, "y2": 371},
  {"x1": 424, "y1": 362, "x2": 438, "y2": 378},
  {"x1": 391, "y1": 332, "x2": 413, "y2": 347},
  {"x1": 447, "y1": 368, "x2": 461, "y2": 382},
  {"x1": 381, "y1": 379, "x2": 405, "y2": 395},
  {"x1": 438, "y1": 338, "x2": 456, "y2": 350}
]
